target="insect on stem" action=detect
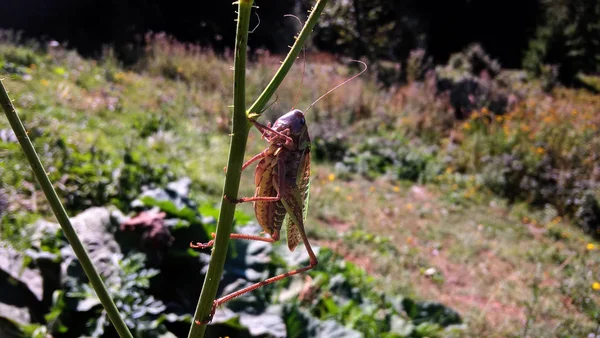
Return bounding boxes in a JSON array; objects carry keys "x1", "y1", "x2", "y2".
[{"x1": 191, "y1": 35, "x2": 367, "y2": 326}]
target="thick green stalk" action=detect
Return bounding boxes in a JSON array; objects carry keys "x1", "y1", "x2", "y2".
[
  {"x1": 0, "y1": 80, "x2": 133, "y2": 338},
  {"x1": 189, "y1": 1, "x2": 328, "y2": 337},
  {"x1": 248, "y1": 0, "x2": 328, "y2": 116},
  {"x1": 187, "y1": 1, "x2": 253, "y2": 337}
]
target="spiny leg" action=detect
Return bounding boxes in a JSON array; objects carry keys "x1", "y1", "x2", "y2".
[
  {"x1": 195, "y1": 223, "x2": 318, "y2": 325},
  {"x1": 190, "y1": 231, "x2": 279, "y2": 249},
  {"x1": 248, "y1": 117, "x2": 293, "y2": 147},
  {"x1": 224, "y1": 148, "x2": 269, "y2": 173},
  {"x1": 224, "y1": 158, "x2": 285, "y2": 204},
  {"x1": 224, "y1": 193, "x2": 280, "y2": 204}
]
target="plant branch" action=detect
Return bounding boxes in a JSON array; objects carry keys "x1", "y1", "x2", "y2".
[
  {"x1": 247, "y1": 0, "x2": 328, "y2": 117},
  {"x1": 0, "y1": 80, "x2": 134, "y2": 338},
  {"x1": 188, "y1": 1, "x2": 328, "y2": 337},
  {"x1": 187, "y1": 1, "x2": 254, "y2": 337}
]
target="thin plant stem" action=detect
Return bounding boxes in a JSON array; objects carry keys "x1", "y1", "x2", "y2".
[
  {"x1": 187, "y1": 1, "x2": 253, "y2": 337},
  {"x1": 0, "y1": 79, "x2": 134, "y2": 338},
  {"x1": 188, "y1": 1, "x2": 328, "y2": 337}
]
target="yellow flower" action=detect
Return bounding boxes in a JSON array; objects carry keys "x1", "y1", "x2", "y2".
[
  {"x1": 405, "y1": 203, "x2": 414, "y2": 211},
  {"x1": 536, "y1": 147, "x2": 545, "y2": 155},
  {"x1": 346, "y1": 195, "x2": 353, "y2": 201},
  {"x1": 593, "y1": 282, "x2": 600, "y2": 291},
  {"x1": 393, "y1": 186, "x2": 400, "y2": 192},
  {"x1": 369, "y1": 186, "x2": 376, "y2": 192},
  {"x1": 463, "y1": 122, "x2": 471, "y2": 130},
  {"x1": 334, "y1": 186, "x2": 341, "y2": 192},
  {"x1": 587, "y1": 243, "x2": 596, "y2": 251},
  {"x1": 40, "y1": 79, "x2": 49, "y2": 86},
  {"x1": 328, "y1": 173, "x2": 336, "y2": 182}
]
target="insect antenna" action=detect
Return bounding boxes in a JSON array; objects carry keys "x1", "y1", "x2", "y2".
[
  {"x1": 249, "y1": 6, "x2": 261, "y2": 34},
  {"x1": 259, "y1": 93, "x2": 279, "y2": 114},
  {"x1": 304, "y1": 60, "x2": 368, "y2": 114},
  {"x1": 283, "y1": 14, "x2": 306, "y2": 110}
]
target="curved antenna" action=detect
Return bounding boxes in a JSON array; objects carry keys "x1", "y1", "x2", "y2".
[
  {"x1": 283, "y1": 14, "x2": 306, "y2": 110},
  {"x1": 260, "y1": 93, "x2": 279, "y2": 114},
  {"x1": 249, "y1": 6, "x2": 261, "y2": 33},
  {"x1": 304, "y1": 60, "x2": 368, "y2": 114}
]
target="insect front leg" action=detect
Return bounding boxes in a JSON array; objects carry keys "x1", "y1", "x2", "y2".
[
  {"x1": 224, "y1": 158, "x2": 286, "y2": 204},
  {"x1": 190, "y1": 230, "x2": 279, "y2": 249},
  {"x1": 248, "y1": 117, "x2": 294, "y2": 147},
  {"x1": 224, "y1": 147, "x2": 269, "y2": 173}
]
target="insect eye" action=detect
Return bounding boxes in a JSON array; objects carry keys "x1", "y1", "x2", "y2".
[{"x1": 300, "y1": 118, "x2": 305, "y2": 125}]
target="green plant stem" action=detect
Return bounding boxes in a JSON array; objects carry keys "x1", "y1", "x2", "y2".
[
  {"x1": 187, "y1": 1, "x2": 253, "y2": 337},
  {"x1": 188, "y1": 1, "x2": 328, "y2": 337},
  {"x1": 0, "y1": 80, "x2": 134, "y2": 338},
  {"x1": 248, "y1": 0, "x2": 328, "y2": 116}
]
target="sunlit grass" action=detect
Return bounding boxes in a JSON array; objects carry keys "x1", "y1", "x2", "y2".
[{"x1": 1, "y1": 35, "x2": 600, "y2": 337}]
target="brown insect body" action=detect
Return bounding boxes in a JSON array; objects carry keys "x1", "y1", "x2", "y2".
[
  {"x1": 253, "y1": 109, "x2": 311, "y2": 252},
  {"x1": 191, "y1": 60, "x2": 366, "y2": 325}
]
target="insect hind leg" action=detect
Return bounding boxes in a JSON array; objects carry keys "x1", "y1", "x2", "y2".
[
  {"x1": 224, "y1": 193, "x2": 280, "y2": 204},
  {"x1": 190, "y1": 231, "x2": 279, "y2": 250},
  {"x1": 195, "y1": 248, "x2": 316, "y2": 325}
]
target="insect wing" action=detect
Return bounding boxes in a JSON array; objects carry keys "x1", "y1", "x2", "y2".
[
  {"x1": 254, "y1": 157, "x2": 283, "y2": 236},
  {"x1": 285, "y1": 147, "x2": 311, "y2": 251}
]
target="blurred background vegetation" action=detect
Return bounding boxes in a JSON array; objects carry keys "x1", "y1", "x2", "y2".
[
  {"x1": 2, "y1": 0, "x2": 599, "y2": 86},
  {"x1": 1, "y1": 0, "x2": 600, "y2": 337}
]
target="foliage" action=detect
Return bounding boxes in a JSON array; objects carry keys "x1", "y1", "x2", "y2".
[
  {"x1": 66, "y1": 253, "x2": 170, "y2": 338},
  {"x1": 523, "y1": 0, "x2": 600, "y2": 84},
  {"x1": 2, "y1": 33, "x2": 600, "y2": 338},
  {"x1": 336, "y1": 136, "x2": 439, "y2": 183}
]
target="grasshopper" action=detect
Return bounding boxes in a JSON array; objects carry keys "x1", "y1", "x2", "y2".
[{"x1": 192, "y1": 60, "x2": 367, "y2": 324}]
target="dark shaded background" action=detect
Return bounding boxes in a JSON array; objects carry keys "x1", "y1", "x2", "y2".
[{"x1": 1, "y1": 0, "x2": 598, "y2": 84}]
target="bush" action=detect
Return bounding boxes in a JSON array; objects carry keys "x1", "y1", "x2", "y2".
[{"x1": 337, "y1": 136, "x2": 440, "y2": 182}]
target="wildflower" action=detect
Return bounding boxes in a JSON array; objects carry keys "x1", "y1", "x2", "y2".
[
  {"x1": 463, "y1": 122, "x2": 471, "y2": 130},
  {"x1": 40, "y1": 79, "x2": 49, "y2": 86},
  {"x1": 334, "y1": 186, "x2": 341, "y2": 193},
  {"x1": 587, "y1": 243, "x2": 596, "y2": 251},
  {"x1": 536, "y1": 147, "x2": 545, "y2": 155},
  {"x1": 593, "y1": 282, "x2": 600, "y2": 291},
  {"x1": 328, "y1": 173, "x2": 335, "y2": 182},
  {"x1": 393, "y1": 186, "x2": 400, "y2": 192},
  {"x1": 369, "y1": 186, "x2": 375, "y2": 192},
  {"x1": 29, "y1": 63, "x2": 36, "y2": 70},
  {"x1": 114, "y1": 72, "x2": 126, "y2": 81},
  {"x1": 177, "y1": 66, "x2": 183, "y2": 73},
  {"x1": 405, "y1": 203, "x2": 414, "y2": 211},
  {"x1": 406, "y1": 237, "x2": 414, "y2": 244},
  {"x1": 346, "y1": 195, "x2": 353, "y2": 201},
  {"x1": 495, "y1": 115, "x2": 503, "y2": 122}
]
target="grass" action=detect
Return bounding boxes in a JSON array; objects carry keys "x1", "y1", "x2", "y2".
[{"x1": 1, "y1": 32, "x2": 600, "y2": 337}]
